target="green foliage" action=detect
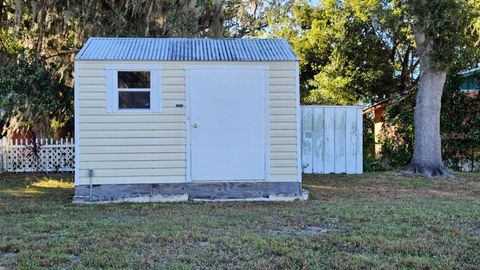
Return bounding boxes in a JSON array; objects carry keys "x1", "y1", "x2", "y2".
[
  {"x1": 379, "y1": 91, "x2": 415, "y2": 169},
  {"x1": 224, "y1": 0, "x2": 268, "y2": 37},
  {"x1": 264, "y1": 0, "x2": 480, "y2": 104},
  {"x1": 265, "y1": 0, "x2": 414, "y2": 105},
  {"x1": 0, "y1": 30, "x2": 25, "y2": 57},
  {"x1": 307, "y1": 0, "x2": 396, "y2": 104},
  {"x1": 0, "y1": 57, "x2": 73, "y2": 137},
  {"x1": 407, "y1": 0, "x2": 479, "y2": 68},
  {"x1": 378, "y1": 73, "x2": 480, "y2": 171},
  {"x1": 441, "y1": 72, "x2": 480, "y2": 171},
  {"x1": 0, "y1": 0, "x2": 233, "y2": 136},
  {"x1": 363, "y1": 112, "x2": 385, "y2": 172}
]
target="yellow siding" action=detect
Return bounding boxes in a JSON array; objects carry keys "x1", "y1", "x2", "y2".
[{"x1": 76, "y1": 61, "x2": 298, "y2": 185}]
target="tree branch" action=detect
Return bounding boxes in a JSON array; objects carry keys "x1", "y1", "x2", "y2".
[
  {"x1": 0, "y1": 35, "x2": 9, "y2": 53},
  {"x1": 44, "y1": 49, "x2": 80, "y2": 59}
]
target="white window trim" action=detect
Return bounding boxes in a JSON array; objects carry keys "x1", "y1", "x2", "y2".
[{"x1": 105, "y1": 64, "x2": 162, "y2": 113}]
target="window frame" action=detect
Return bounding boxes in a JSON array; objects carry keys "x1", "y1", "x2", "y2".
[{"x1": 105, "y1": 64, "x2": 162, "y2": 113}]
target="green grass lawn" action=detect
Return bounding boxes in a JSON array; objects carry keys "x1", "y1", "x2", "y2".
[{"x1": 0, "y1": 172, "x2": 479, "y2": 269}]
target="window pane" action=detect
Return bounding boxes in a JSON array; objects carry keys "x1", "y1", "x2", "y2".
[
  {"x1": 119, "y1": 91, "x2": 150, "y2": 109},
  {"x1": 118, "y1": 71, "x2": 150, "y2": 88}
]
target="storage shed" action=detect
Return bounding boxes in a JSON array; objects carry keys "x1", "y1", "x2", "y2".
[{"x1": 73, "y1": 37, "x2": 305, "y2": 202}]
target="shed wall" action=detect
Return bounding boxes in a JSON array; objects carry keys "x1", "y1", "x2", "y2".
[{"x1": 76, "y1": 61, "x2": 299, "y2": 185}]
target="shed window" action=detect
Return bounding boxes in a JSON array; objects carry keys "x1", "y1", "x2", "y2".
[
  {"x1": 118, "y1": 71, "x2": 150, "y2": 88},
  {"x1": 105, "y1": 65, "x2": 162, "y2": 112},
  {"x1": 119, "y1": 91, "x2": 150, "y2": 109}
]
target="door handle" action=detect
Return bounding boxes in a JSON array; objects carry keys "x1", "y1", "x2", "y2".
[{"x1": 192, "y1": 123, "x2": 198, "y2": 128}]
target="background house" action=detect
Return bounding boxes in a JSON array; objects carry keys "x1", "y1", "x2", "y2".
[
  {"x1": 460, "y1": 67, "x2": 480, "y2": 97},
  {"x1": 364, "y1": 67, "x2": 480, "y2": 158}
]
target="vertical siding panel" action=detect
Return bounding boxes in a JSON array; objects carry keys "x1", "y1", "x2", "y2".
[
  {"x1": 345, "y1": 108, "x2": 357, "y2": 174},
  {"x1": 295, "y1": 62, "x2": 301, "y2": 182},
  {"x1": 323, "y1": 108, "x2": 335, "y2": 173},
  {"x1": 301, "y1": 107, "x2": 313, "y2": 173},
  {"x1": 334, "y1": 108, "x2": 347, "y2": 173},
  {"x1": 74, "y1": 63, "x2": 80, "y2": 185},
  {"x1": 312, "y1": 107, "x2": 324, "y2": 173},
  {"x1": 356, "y1": 108, "x2": 364, "y2": 174}
]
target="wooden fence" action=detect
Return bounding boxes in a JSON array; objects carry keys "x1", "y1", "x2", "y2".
[
  {"x1": 301, "y1": 106, "x2": 363, "y2": 174},
  {"x1": 0, "y1": 138, "x2": 74, "y2": 173}
]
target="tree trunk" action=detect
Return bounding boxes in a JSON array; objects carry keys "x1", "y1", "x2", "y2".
[
  {"x1": 13, "y1": 0, "x2": 22, "y2": 35},
  {"x1": 405, "y1": 21, "x2": 452, "y2": 177},
  {"x1": 405, "y1": 64, "x2": 451, "y2": 177}
]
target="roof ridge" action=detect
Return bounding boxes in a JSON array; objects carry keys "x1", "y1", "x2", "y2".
[{"x1": 88, "y1": 37, "x2": 287, "y2": 41}]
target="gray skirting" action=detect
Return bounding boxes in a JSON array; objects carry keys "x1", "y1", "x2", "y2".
[{"x1": 73, "y1": 182, "x2": 306, "y2": 203}]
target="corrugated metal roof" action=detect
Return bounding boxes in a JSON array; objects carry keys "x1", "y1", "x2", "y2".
[{"x1": 76, "y1": 37, "x2": 298, "y2": 61}]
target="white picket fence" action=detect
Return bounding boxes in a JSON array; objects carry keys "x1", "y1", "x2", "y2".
[
  {"x1": 0, "y1": 137, "x2": 75, "y2": 173},
  {"x1": 301, "y1": 106, "x2": 363, "y2": 174}
]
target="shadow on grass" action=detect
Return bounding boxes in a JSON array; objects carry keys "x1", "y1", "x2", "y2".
[
  {"x1": 0, "y1": 173, "x2": 74, "y2": 200},
  {"x1": 302, "y1": 171, "x2": 480, "y2": 201}
]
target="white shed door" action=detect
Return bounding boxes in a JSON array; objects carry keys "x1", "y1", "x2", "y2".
[{"x1": 188, "y1": 68, "x2": 267, "y2": 181}]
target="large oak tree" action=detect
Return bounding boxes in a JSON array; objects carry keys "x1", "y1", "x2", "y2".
[{"x1": 405, "y1": 0, "x2": 479, "y2": 177}]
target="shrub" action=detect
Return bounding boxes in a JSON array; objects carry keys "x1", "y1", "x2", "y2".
[{"x1": 375, "y1": 72, "x2": 480, "y2": 172}]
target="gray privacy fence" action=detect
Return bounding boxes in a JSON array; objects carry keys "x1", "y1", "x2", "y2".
[
  {"x1": 301, "y1": 106, "x2": 363, "y2": 174},
  {"x1": 0, "y1": 138, "x2": 74, "y2": 172}
]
